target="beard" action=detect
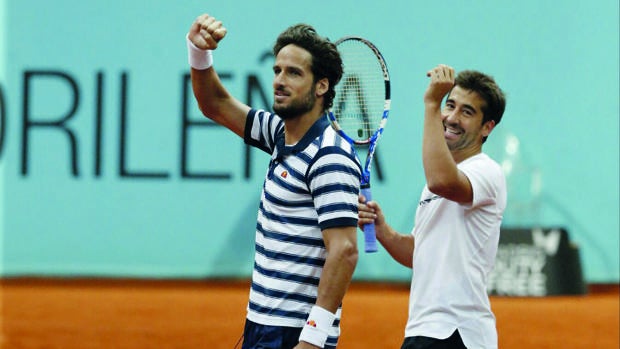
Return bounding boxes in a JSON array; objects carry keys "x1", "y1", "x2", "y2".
[{"x1": 273, "y1": 86, "x2": 316, "y2": 120}]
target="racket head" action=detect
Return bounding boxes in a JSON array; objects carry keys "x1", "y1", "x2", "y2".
[{"x1": 328, "y1": 36, "x2": 391, "y2": 145}]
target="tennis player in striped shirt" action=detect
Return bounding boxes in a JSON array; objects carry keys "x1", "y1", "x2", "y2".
[{"x1": 187, "y1": 13, "x2": 362, "y2": 349}]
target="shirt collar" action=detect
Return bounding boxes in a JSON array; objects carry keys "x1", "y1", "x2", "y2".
[{"x1": 275, "y1": 115, "x2": 329, "y2": 160}]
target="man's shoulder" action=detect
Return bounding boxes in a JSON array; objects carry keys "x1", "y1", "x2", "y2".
[{"x1": 462, "y1": 153, "x2": 501, "y2": 171}]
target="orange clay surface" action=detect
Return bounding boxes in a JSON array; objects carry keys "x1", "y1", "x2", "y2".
[{"x1": 1, "y1": 279, "x2": 618, "y2": 349}]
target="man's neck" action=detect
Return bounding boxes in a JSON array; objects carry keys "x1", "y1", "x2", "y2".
[
  {"x1": 283, "y1": 109, "x2": 324, "y2": 145},
  {"x1": 451, "y1": 147, "x2": 482, "y2": 164}
]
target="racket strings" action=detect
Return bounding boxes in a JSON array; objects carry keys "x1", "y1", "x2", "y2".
[{"x1": 334, "y1": 41, "x2": 386, "y2": 142}]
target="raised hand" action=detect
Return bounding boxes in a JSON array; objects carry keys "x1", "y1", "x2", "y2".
[
  {"x1": 424, "y1": 64, "x2": 455, "y2": 105},
  {"x1": 187, "y1": 14, "x2": 227, "y2": 50}
]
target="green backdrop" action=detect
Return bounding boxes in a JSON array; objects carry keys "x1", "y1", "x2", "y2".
[{"x1": 1, "y1": 0, "x2": 618, "y2": 282}]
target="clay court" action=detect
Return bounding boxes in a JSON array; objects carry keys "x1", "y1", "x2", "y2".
[{"x1": 1, "y1": 278, "x2": 618, "y2": 348}]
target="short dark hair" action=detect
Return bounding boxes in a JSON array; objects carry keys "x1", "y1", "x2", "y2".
[{"x1": 273, "y1": 24, "x2": 343, "y2": 111}]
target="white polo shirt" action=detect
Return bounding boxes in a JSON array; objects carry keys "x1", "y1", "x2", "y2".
[{"x1": 405, "y1": 153, "x2": 507, "y2": 349}]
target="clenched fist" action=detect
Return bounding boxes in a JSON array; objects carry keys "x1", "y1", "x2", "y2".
[{"x1": 188, "y1": 14, "x2": 227, "y2": 50}]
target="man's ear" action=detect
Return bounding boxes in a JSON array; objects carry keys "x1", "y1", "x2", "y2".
[
  {"x1": 315, "y1": 78, "x2": 329, "y2": 97},
  {"x1": 482, "y1": 119, "x2": 496, "y2": 138}
]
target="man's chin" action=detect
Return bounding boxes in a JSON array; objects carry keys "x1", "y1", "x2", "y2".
[
  {"x1": 445, "y1": 139, "x2": 460, "y2": 151},
  {"x1": 273, "y1": 108, "x2": 295, "y2": 120},
  {"x1": 274, "y1": 106, "x2": 301, "y2": 120}
]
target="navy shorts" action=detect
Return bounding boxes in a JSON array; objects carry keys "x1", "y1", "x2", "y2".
[
  {"x1": 241, "y1": 319, "x2": 337, "y2": 349},
  {"x1": 400, "y1": 330, "x2": 467, "y2": 349}
]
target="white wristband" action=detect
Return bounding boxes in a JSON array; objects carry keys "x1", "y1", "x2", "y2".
[
  {"x1": 299, "y1": 306, "x2": 335, "y2": 348},
  {"x1": 186, "y1": 35, "x2": 213, "y2": 70}
]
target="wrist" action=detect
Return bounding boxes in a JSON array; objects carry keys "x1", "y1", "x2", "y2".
[
  {"x1": 299, "y1": 305, "x2": 335, "y2": 348},
  {"x1": 186, "y1": 35, "x2": 213, "y2": 70}
]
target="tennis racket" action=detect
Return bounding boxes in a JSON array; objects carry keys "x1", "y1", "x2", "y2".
[{"x1": 328, "y1": 36, "x2": 390, "y2": 253}]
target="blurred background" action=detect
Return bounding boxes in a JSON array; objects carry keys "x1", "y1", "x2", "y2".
[{"x1": 1, "y1": 0, "x2": 618, "y2": 286}]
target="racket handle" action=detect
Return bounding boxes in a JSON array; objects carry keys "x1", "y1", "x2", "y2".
[{"x1": 360, "y1": 186, "x2": 378, "y2": 253}]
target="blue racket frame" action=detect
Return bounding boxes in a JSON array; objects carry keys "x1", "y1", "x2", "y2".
[{"x1": 327, "y1": 36, "x2": 391, "y2": 253}]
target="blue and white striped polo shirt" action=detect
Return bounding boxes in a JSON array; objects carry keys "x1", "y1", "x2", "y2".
[{"x1": 243, "y1": 109, "x2": 361, "y2": 342}]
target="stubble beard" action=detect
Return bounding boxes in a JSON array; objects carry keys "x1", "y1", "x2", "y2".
[{"x1": 273, "y1": 86, "x2": 316, "y2": 120}]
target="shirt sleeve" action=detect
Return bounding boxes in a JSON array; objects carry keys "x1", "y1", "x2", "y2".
[
  {"x1": 243, "y1": 109, "x2": 283, "y2": 155},
  {"x1": 307, "y1": 146, "x2": 361, "y2": 230},
  {"x1": 459, "y1": 155, "x2": 507, "y2": 211}
]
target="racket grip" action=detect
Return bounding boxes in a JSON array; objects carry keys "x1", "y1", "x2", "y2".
[{"x1": 360, "y1": 187, "x2": 378, "y2": 253}]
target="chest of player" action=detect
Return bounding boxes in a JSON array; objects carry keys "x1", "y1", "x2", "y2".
[{"x1": 263, "y1": 156, "x2": 313, "y2": 206}]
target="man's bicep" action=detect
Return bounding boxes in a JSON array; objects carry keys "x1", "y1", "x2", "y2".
[{"x1": 452, "y1": 170, "x2": 475, "y2": 203}]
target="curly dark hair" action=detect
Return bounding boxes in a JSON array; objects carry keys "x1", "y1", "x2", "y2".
[{"x1": 273, "y1": 24, "x2": 343, "y2": 111}]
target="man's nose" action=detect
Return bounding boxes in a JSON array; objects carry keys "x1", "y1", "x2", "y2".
[
  {"x1": 443, "y1": 109, "x2": 459, "y2": 123},
  {"x1": 273, "y1": 72, "x2": 286, "y2": 87}
]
